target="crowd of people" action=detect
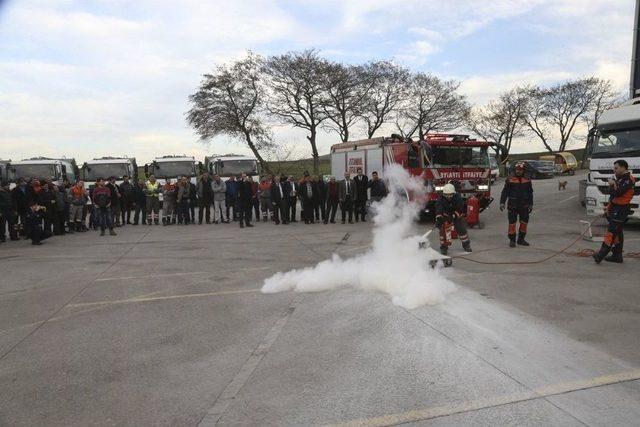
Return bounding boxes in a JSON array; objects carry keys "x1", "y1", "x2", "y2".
[{"x1": 0, "y1": 168, "x2": 389, "y2": 245}]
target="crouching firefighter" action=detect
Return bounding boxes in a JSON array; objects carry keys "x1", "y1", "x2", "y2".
[
  {"x1": 435, "y1": 183, "x2": 472, "y2": 255},
  {"x1": 500, "y1": 162, "x2": 533, "y2": 247},
  {"x1": 593, "y1": 159, "x2": 636, "y2": 264}
]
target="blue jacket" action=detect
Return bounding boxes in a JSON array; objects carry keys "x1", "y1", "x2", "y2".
[{"x1": 225, "y1": 180, "x2": 239, "y2": 198}]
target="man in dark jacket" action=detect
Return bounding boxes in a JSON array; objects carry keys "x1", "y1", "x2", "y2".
[
  {"x1": 593, "y1": 159, "x2": 636, "y2": 263},
  {"x1": 225, "y1": 175, "x2": 239, "y2": 221},
  {"x1": 325, "y1": 176, "x2": 339, "y2": 224},
  {"x1": 353, "y1": 168, "x2": 368, "y2": 222},
  {"x1": 236, "y1": 173, "x2": 254, "y2": 228},
  {"x1": 300, "y1": 175, "x2": 316, "y2": 224},
  {"x1": 312, "y1": 175, "x2": 326, "y2": 222},
  {"x1": 12, "y1": 178, "x2": 29, "y2": 237},
  {"x1": 119, "y1": 175, "x2": 134, "y2": 225},
  {"x1": 0, "y1": 182, "x2": 19, "y2": 242},
  {"x1": 26, "y1": 201, "x2": 51, "y2": 245},
  {"x1": 435, "y1": 183, "x2": 471, "y2": 255},
  {"x1": 106, "y1": 177, "x2": 122, "y2": 227},
  {"x1": 368, "y1": 171, "x2": 388, "y2": 203},
  {"x1": 132, "y1": 178, "x2": 147, "y2": 225},
  {"x1": 500, "y1": 161, "x2": 534, "y2": 247},
  {"x1": 197, "y1": 173, "x2": 213, "y2": 224},
  {"x1": 271, "y1": 175, "x2": 289, "y2": 225},
  {"x1": 288, "y1": 176, "x2": 299, "y2": 222},
  {"x1": 93, "y1": 178, "x2": 117, "y2": 236},
  {"x1": 338, "y1": 172, "x2": 356, "y2": 224}
]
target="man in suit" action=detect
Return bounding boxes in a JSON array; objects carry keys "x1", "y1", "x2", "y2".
[
  {"x1": 299, "y1": 175, "x2": 316, "y2": 224},
  {"x1": 271, "y1": 175, "x2": 290, "y2": 225},
  {"x1": 325, "y1": 176, "x2": 339, "y2": 224},
  {"x1": 236, "y1": 173, "x2": 254, "y2": 228},
  {"x1": 312, "y1": 175, "x2": 326, "y2": 222},
  {"x1": 338, "y1": 171, "x2": 356, "y2": 224},
  {"x1": 287, "y1": 175, "x2": 299, "y2": 222},
  {"x1": 353, "y1": 167, "x2": 368, "y2": 222}
]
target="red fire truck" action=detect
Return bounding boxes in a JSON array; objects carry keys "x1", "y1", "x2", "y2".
[{"x1": 330, "y1": 134, "x2": 493, "y2": 218}]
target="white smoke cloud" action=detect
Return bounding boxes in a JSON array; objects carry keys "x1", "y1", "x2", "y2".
[{"x1": 261, "y1": 165, "x2": 456, "y2": 309}]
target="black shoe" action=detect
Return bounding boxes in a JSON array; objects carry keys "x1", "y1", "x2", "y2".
[
  {"x1": 604, "y1": 255, "x2": 623, "y2": 263},
  {"x1": 593, "y1": 245, "x2": 610, "y2": 264},
  {"x1": 240, "y1": 223, "x2": 245, "y2": 228},
  {"x1": 517, "y1": 239, "x2": 530, "y2": 246},
  {"x1": 32, "y1": 241, "x2": 43, "y2": 245},
  {"x1": 100, "y1": 230, "x2": 105, "y2": 236},
  {"x1": 330, "y1": 220, "x2": 336, "y2": 224},
  {"x1": 509, "y1": 239, "x2": 516, "y2": 248},
  {"x1": 109, "y1": 229, "x2": 117, "y2": 236},
  {"x1": 462, "y1": 243, "x2": 472, "y2": 253},
  {"x1": 246, "y1": 223, "x2": 254, "y2": 227}
]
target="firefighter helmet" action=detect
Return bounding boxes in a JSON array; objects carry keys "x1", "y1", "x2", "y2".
[{"x1": 442, "y1": 183, "x2": 456, "y2": 195}]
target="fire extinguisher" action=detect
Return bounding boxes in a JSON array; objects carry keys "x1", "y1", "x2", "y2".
[{"x1": 466, "y1": 195, "x2": 480, "y2": 227}]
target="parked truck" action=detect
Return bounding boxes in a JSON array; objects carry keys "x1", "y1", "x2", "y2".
[
  {"x1": 204, "y1": 154, "x2": 260, "y2": 181},
  {"x1": 0, "y1": 159, "x2": 10, "y2": 185},
  {"x1": 7, "y1": 157, "x2": 79, "y2": 188},
  {"x1": 81, "y1": 157, "x2": 138, "y2": 186},
  {"x1": 145, "y1": 155, "x2": 199, "y2": 201}
]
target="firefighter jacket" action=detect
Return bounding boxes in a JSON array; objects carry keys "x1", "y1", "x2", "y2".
[
  {"x1": 435, "y1": 194, "x2": 465, "y2": 218},
  {"x1": 500, "y1": 176, "x2": 533, "y2": 209},
  {"x1": 609, "y1": 172, "x2": 635, "y2": 207}
]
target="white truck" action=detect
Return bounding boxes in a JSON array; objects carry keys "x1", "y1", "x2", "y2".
[
  {"x1": 7, "y1": 157, "x2": 79, "y2": 188},
  {"x1": 145, "y1": 156, "x2": 200, "y2": 200},
  {"x1": 0, "y1": 159, "x2": 10, "y2": 185},
  {"x1": 204, "y1": 154, "x2": 260, "y2": 182},
  {"x1": 584, "y1": 101, "x2": 640, "y2": 219},
  {"x1": 81, "y1": 157, "x2": 138, "y2": 186}
]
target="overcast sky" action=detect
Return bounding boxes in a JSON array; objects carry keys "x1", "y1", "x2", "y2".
[{"x1": 0, "y1": 0, "x2": 635, "y2": 164}]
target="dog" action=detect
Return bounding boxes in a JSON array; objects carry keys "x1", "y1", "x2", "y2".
[{"x1": 558, "y1": 180, "x2": 568, "y2": 191}]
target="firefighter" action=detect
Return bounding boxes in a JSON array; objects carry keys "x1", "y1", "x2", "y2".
[
  {"x1": 500, "y1": 162, "x2": 533, "y2": 247},
  {"x1": 435, "y1": 183, "x2": 472, "y2": 255},
  {"x1": 593, "y1": 159, "x2": 636, "y2": 264}
]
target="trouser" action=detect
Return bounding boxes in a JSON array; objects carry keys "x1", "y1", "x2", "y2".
[
  {"x1": 121, "y1": 202, "x2": 132, "y2": 224},
  {"x1": 290, "y1": 197, "x2": 298, "y2": 221},
  {"x1": 146, "y1": 196, "x2": 160, "y2": 223},
  {"x1": 274, "y1": 199, "x2": 289, "y2": 224},
  {"x1": 260, "y1": 197, "x2": 272, "y2": 219},
  {"x1": 213, "y1": 199, "x2": 227, "y2": 222},
  {"x1": 70, "y1": 205, "x2": 83, "y2": 223},
  {"x1": 238, "y1": 204, "x2": 252, "y2": 226},
  {"x1": 314, "y1": 199, "x2": 325, "y2": 222},
  {"x1": 600, "y1": 205, "x2": 629, "y2": 257},
  {"x1": 111, "y1": 204, "x2": 121, "y2": 225},
  {"x1": 98, "y1": 207, "x2": 113, "y2": 231},
  {"x1": 52, "y1": 210, "x2": 66, "y2": 235},
  {"x1": 0, "y1": 210, "x2": 18, "y2": 241},
  {"x1": 177, "y1": 199, "x2": 191, "y2": 224},
  {"x1": 303, "y1": 201, "x2": 314, "y2": 223},
  {"x1": 341, "y1": 198, "x2": 353, "y2": 222},
  {"x1": 326, "y1": 200, "x2": 338, "y2": 222},
  {"x1": 439, "y1": 216, "x2": 470, "y2": 249},
  {"x1": 162, "y1": 199, "x2": 175, "y2": 224},
  {"x1": 134, "y1": 201, "x2": 146, "y2": 224},
  {"x1": 355, "y1": 199, "x2": 367, "y2": 221},
  {"x1": 199, "y1": 200, "x2": 212, "y2": 223},
  {"x1": 189, "y1": 201, "x2": 196, "y2": 222},
  {"x1": 507, "y1": 207, "x2": 530, "y2": 240},
  {"x1": 30, "y1": 225, "x2": 52, "y2": 244},
  {"x1": 89, "y1": 205, "x2": 98, "y2": 229},
  {"x1": 43, "y1": 205, "x2": 53, "y2": 233},
  {"x1": 226, "y1": 197, "x2": 237, "y2": 220},
  {"x1": 252, "y1": 199, "x2": 260, "y2": 220},
  {"x1": 16, "y1": 209, "x2": 28, "y2": 236}
]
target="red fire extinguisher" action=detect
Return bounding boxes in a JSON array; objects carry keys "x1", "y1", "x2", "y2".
[{"x1": 466, "y1": 196, "x2": 480, "y2": 227}]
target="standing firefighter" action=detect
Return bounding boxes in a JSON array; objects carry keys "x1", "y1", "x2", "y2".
[
  {"x1": 435, "y1": 184, "x2": 472, "y2": 255},
  {"x1": 500, "y1": 162, "x2": 533, "y2": 247},
  {"x1": 593, "y1": 160, "x2": 636, "y2": 264}
]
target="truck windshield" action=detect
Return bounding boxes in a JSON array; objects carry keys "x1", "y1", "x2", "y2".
[
  {"x1": 13, "y1": 164, "x2": 56, "y2": 180},
  {"x1": 85, "y1": 163, "x2": 128, "y2": 181},
  {"x1": 153, "y1": 161, "x2": 195, "y2": 178},
  {"x1": 431, "y1": 146, "x2": 489, "y2": 168},
  {"x1": 214, "y1": 160, "x2": 258, "y2": 177},
  {"x1": 592, "y1": 128, "x2": 640, "y2": 158}
]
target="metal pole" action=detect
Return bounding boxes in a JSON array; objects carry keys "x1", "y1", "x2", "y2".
[{"x1": 631, "y1": 0, "x2": 640, "y2": 99}]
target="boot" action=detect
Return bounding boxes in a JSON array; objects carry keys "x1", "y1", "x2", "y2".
[
  {"x1": 109, "y1": 229, "x2": 117, "y2": 236},
  {"x1": 162, "y1": 217, "x2": 167, "y2": 226},
  {"x1": 462, "y1": 242, "x2": 472, "y2": 253},
  {"x1": 246, "y1": 223, "x2": 254, "y2": 228},
  {"x1": 154, "y1": 218, "x2": 159, "y2": 225},
  {"x1": 605, "y1": 245, "x2": 623, "y2": 263},
  {"x1": 239, "y1": 220, "x2": 245, "y2": 228},
  {"x1": 517, "y1": 233, "x2": 529, "y2": 246},
  {"x1": 440, "y1": 245, "x2": 448, "y2": 256},
  {"x1": 100, "y1": 229, "x2": 105, "y2": 236},
  {"x1": 509, "y1": 235, "x2": 516, "y2": 247},
  {"x1": 592, "y1": 244, "x2": 610, "y2": 264}
]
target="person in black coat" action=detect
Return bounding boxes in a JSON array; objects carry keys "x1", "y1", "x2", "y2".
[
  {"x1": 25, "y1": 201, "x2": 52, "y2": 245},
  {"x1": 236, "y1": 173, "x2": 254, "y2": 228},
  {"x1": 271, "y1": 175, "x2": 289, "y2": 225},
  {"x1": 353, "y1": 168, "x2": 368, "y2": 222},
  {"x1": 11, "y1": 179, "x2": 29, "y2": 237},
  {"x1": 119, "y1": 175, "x2": 134, "y2": 225},
  {"x1": 132, "y1": 178, "x2": 147, "y2": 225},
  {"x1": 299, "y1": 175, "x2": 316, "y2": 224},
  {"x1": 287, "y1": 176, "x2": 299, "y2": 222},
  {"x1": 312, "y1": 175, "x2": 326, "y2": 222}
]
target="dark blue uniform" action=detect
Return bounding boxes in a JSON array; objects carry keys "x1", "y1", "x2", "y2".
[{"x1": 500, "y1": 176, "x2": 533, "y2": 243}]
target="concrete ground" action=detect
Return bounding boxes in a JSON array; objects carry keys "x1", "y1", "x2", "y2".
[{"x1": 1, "y1": 172, "x2": 639, "y2": 426}]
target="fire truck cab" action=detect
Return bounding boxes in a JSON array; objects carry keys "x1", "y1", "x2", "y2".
[{"x1": 330, "y1": 133, "x2": 493, "y2": 216}]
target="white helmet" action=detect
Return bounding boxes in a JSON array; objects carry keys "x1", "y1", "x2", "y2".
[{"x1": 442, "y1": 183, "x2": 456, "y2": 195}]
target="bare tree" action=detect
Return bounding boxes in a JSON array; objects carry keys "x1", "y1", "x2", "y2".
[
  {"x1": 520, "y1": 86, "x2": 555, "y2": 153},
  {"x1": 395, "y1": 73, "x2": 470, "y2": 140},
  {"x1": 582, "y1": 79, "x2": 626, "y2": 131},
  {"x1": 358, "y1": 61, "x2": 410, "y2": 138},
  {"x1": 263, "y1": 49, "x2": 331, "y2": 174},
  {"x1": 468, "y1": 88, "x2": 528, "y2": 162},
  {"x1": 186, "y1": 53, "x2": 272, "y2": 173},
  {"x1": 321, "y1": 63, "x2": 371, "y2": 142}
]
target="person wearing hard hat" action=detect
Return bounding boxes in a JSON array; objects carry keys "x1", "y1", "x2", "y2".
[
  {"x1": 435, "y1": 183, "x2": 472, "y2": 255},
  {"x1": 500, "y1": 161, "x2": 534, "y2": 247}
]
